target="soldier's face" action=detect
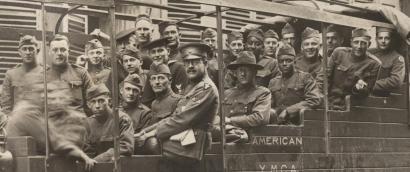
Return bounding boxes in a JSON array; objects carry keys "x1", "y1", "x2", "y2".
[
  {"x1": 87, "y1": 48, "x2": 104, "y2": 65},
  {"x1": 135, "y1": 20, "x2": 153, "y2": 43},
  {"x1": 19, "y1": 45, "x2": 37, "y2": 64},
  {"x1": 351, "y1": 37, "x2": 370, "y2": 57},
  {"x1": 88, "y1": 94, "x2": 110, "y2": 116},
  {"x1": 301, "y1": 38, "x2": 320, "y2": 59},
  {"x1": 76, "y1": 55, "x2": 87, "y2": 67},
  {"x1": 50, "y1": 40, "x2": 69, "y2": 66},
  {"x1": 150, "y1": 46, "x2": 169, "y2": 65},
  {"x1": 246, "y1": 37, "x2": 263, "y2": 57},
  {"x1": 228, "y1": 40, "x2": 244, "y2": 56},
  {"x1": 236, "y1": 66, "x2": 256, "y2": 86},
  {"x1": 122, "y1": 55, "x2": 142, "y2": 74},
  {"x1": 326, "y1": 32, "x2": 343, "y2": 54},
  {"x1": 150, "y1": 74, "x2": 170, "y2": 94},
  {"x1": 376, "y1": 31, "x2": 392, "y2": 51},
  {"x1": 163, "y1": 25, "x2": 180, "y2": 46},
  {"x1": 120, "y1": 83, "x2": 140, "y2": 103},
  {"x1": 263, "y1": 38, "x2": 279, "y2": 57},
  {"x1": 282, "y1": 33, "x2": 296, "y2": 46},
  {"x1": 202, "y1": 37, "x2": 217, "y2": 51},
  {"x1": 278, "y1": 55, "x2": 295, "y2": 75},
  {"x1": 184, "y1": 58, "x2": 206, "y2": 81}
]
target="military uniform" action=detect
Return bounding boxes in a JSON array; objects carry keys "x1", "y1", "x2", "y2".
[
  {"x1": 256, "y1": 56, "x2": 281, "y2": 87},
  {"x1": 121, "y1": 103, "x2": 151, "y2": 133},
  {"x1": 86, "y1": 111, "x2": 134, "y2": 162},
  {"x1": 369, "y1": 48, "x2": 405, "y2": 96},
  {"x1": 269, "y1": 70, "x2": 321, "y2": 124},
  {"x1": 151, "y1": 90, "x2": 180, "y2": 125},
  {"x1": 0, "y1": 65, "x2": 43, "y2": 114},
  {"x1": 89, "y1": 68, "x2": 111, "y2": 85},
  {"x1": 46, "y1": 64, "x2": 94, "y2": 114},
  {"x1": 295, "y1": 55, "x2": 325, "y2": 91},
  {"x1": 328, "y1": 47, "x2": 381, "y2": 107}
]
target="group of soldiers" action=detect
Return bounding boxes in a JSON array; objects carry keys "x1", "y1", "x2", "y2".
[{"x1": 0, "y1": 12, "x2": 406, "y2": 171}]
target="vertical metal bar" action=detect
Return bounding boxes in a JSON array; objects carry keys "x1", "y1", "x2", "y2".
[
  {"x1": 321, "y1": 23, "x2": 330, "y2": 155},
  {"x1": 406, "y1": 45, "x2": 410, "y2": 127},
  {"x1": 40, "y1": 2, "x2": 50, "y2": 172},
  {"x1": 108, "y1": 6, "x2": 121, "y2": 172},
  {"x1": 216, "y1": 6, "x2": 227, "y2": 172}
]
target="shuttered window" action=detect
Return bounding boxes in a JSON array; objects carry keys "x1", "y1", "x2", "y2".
[{"x1": 167, "y1": 0, "x2": 201, "y2": 43}]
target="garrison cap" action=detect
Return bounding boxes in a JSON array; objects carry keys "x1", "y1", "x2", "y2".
[
  {"x1": 327, "y1": 24, "x2": 342, "y2": 35},
  {"x1": 376, "y1": 27, "x2": 394, "y2": 33},
  {"x1": 136, "y1": 13, "x2": 152, "y2": 24},
  {"x1": 119, "y1": 48, "x2": 141, "y2": 60},
  {"x1": 116, "y1": 28, "x2": 136, "y2": 42},
  {"x1": 51, "y1": 34, "x2": 70, "y2": 45},
  {"x1": 227, "y1": 51, "x2": 263, "y2": 70},
  {"x1": 178, "y1": 43, "x2": 211, "y2": 60},
  {"x1": 87, "y1": 84, "x2": 110, "y2": 100},
  {"x1": 85, "y1": 39, "x2": 104, "y2": 52},
  {"x1": 142, "y1": 37, "x2": 170, "y2": 50},
  {"x1": 281, "y1": 23, "x2": 295, "y2": 35},
  {"x1": 149, "y1": 63, "x2": 171, "y2": 76},
  {"x1": 264, "y1": 29, "x2": 279, "y2": 40},
  {"x1": 227, "y1": 31, "x2": 243, "y2": 43},
  {"x1": 277, "y1": 43, "x2": 296, "y2": 57},
  {"x1": 301, "y1": 27, "x2": 320, "y2": 41},
  {"x1": 123, "y1": 74, "x2": 144, "y2": 90},
  {"x1": 247, "y1": 29, "x2": 264, "y2": 42},
  {"x1": 19, "y1": 35, "x2": 38, "y2": 48},
  {"x1": 201, "y1": 28, "x2": 217, "y2": 39},
  {"x1": 158, "y1": 21, "x2": 178, "y2": 35},
  {"x1": 352, "y1": 28, "x2": 371, "y2": 40}
]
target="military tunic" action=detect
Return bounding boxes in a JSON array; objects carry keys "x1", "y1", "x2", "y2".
[
  {"x1": 256, "y1": 56, "x2": 281, "y2": 87},
  {"x1": 269, "y1": 70, "x2": 321, "y2": 123},
  {"x1": 88, "y1": 67, "x2": 111, "y2": 85},
  {"x1": 150, "y1": 90, "x2": 180, "y2": 125},
  {"x1": 295, "y1": 54, "x2": 325, "y2": 91},
  {"x1": 121, "y1": 102, "x2": 151, "y2": 133},
  {"x1": 223, "y1": 86, "x2": 271, "y2": 128},
  {"x1": 369, "y1": 48, "x2": 405, "y2": 96},
  {"x1": 0, "y1": 65, "x2": 44, "y2": 114},
  {"x1": 46, "y1": 64, "x2": 94, "y2": 114},
  {"x1": 156, "y1": 76, "x2": 219, "y2": 160},
  {"x1": 86, "y1": 111, "x2": 134, "y2": 162}
]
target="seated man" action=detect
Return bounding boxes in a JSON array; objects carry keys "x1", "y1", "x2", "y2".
[
  {"x1": 328, "y1": 28, "x2": 381, "y2": 110},
  {"x1": 214, "y1": 51, "x2": 271, "y2": 142},
  {"x1": 269, "y1": 44, "x2": 321, "y2": 125},
  {"x1": 6, "y1": 81, "x2": 96, "y2": 171},
  {"x1": 86, "y1": 84, "x2": 134, "y2": 162},
  {"x1": 134, "y1": 64, "x2": 181, "y2": 154},
  {"x1": 369, "y1": 27, "x2": 405, "y2": 96}
]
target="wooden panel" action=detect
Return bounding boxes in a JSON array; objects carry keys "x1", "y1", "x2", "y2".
[
  {"x1": 303, "y1": 137, "x2": 325, "y2": 153},
  {"x1": 248, "y1": 125, "x2": 302, "y2": 137},
  {"x1": 6, "y1": 136, "x2": 37, "y2": 157},
  {"x1": 351, "y1": 95, "x2": 407, "y2": 109},
  {"x1": 304, "y1": 109, "x2": 325, "y2": 121},
  {"x1": 303, "y1": 120, "x2": 325, "y2": 137},
  {"x1": 330, "y1": 107, "x2": 408, "y2": 124},
  {"x1": 226, "y1": 154, "x2": 302, "y2": 171},
  {"x1": 330, "y1": 122, "x2": 381, "y2": 138}
]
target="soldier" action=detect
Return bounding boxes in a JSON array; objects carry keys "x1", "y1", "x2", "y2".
[
  {"x1": 136, "y1": 43, "x2": 219, "y2": 172},
  {"x1": 281, "y1": 23, "x2": 297, "y2": 48},
  {"x1": 256, "y1": 29, "x2": 281, "y2": 87},
  {"x1": 119, "y1": 48, "x2": 146, "y2": 87},
  {"x1": 369, "y1": 27, "x2": 405, "y2": 96},
  {"x1": 116, "y1": 28, "x2": 138, "y2": 52},
  {"x1": 158, "y1": 21, "x2": 181, "y2": 60},
  {"x1": 328, "y1": 28, "x2": 381, "y2": 110},
  {"x1": 224, "y1": 31, "x2": 245, "y2": 89},
  {"x1": 135, "y1": 14, "x2": 154, "y2": 71},
  {"x1": 325, "y1": 24, "x2": 344, "y2": 57},
  {"x1": 135, "y1": 64, "x2": 181, "y2": 155},
  {"x1": 86, "y1": 39, "x2": 111, "y2": 85},
  {"x1": 223, "y1": 51, "x2": 271, "y2": 130},
  {"x1": 269, "y1": 44, "x2": 321, "y2": 125},
  {"x1": 47, "y1": 34, "x2": 94, "y2": 115},
  {"x1": 75, "y1": 55, "x2": 88, "y2": 68},
  {"x1": 141, "y1": 38, "x2": 187, "y2": 106},
  {"x1": 86, "y1": 84, "x2": 134, "y2": 162},
  {"x1": 6, "y1": 82, "x2": 96, "y2": 170},
  {"x1": 245, "y1": 29, "x2": 264, "y2": 61},
  {"x1": 1, "y1": 35, "x2": 44, "y2": 114},
  {"x1": 296, "y1": 27, "x2": 325, "y2": 90},
  {"x1": 201, "y1": 28, "x2": 219, "y2": 87}
]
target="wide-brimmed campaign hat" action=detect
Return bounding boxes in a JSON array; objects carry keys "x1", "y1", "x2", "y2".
[{"x1": 227, "y1": 51, "x2": 263, "y2": 70}]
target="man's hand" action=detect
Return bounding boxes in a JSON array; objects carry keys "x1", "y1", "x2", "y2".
[
  {"x1": 355, "y1": 79, "x2": 368, "y2": 90},
  {"x1": 80, "y1": 154, "x2": 97, "y2": 171},
  {"x1": 135, "y1": 133, "x2": 147, "y2": 147},
  {"x1": 277, "y1": 110, "x2": 288, "y2": 124}
]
